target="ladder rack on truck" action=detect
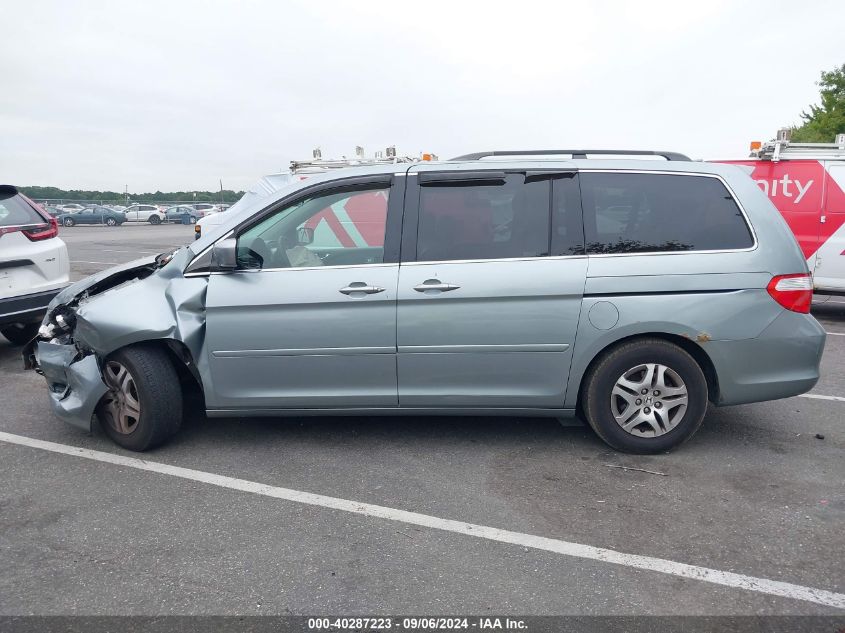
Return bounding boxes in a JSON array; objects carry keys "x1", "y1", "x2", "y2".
[
  {"x1": 751, "y1": 128, "x2": 845, "y2": 162},
  {"x1": 291, "y1": 146, "x2": 437, "y2": 175}
]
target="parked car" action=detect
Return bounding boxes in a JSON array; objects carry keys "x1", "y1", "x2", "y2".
[
  {"x1": 58, "y1": 205, "x2": 126, "y2": 227},
  {"x1": 42, "y1": 204, "x2": 63, "y2": 217},
  {"x1": 123, "y1": 204, "x2": 165, "y2": 224},
  {"x1": 25, "y1": 150, "x2": 825, "y2": 453},
  {"x1": 56, "y1": 203, "x2": 85, "y2": 213},
  {"x1": 1, "y1": 185, "x2": 69, "y2": 345},
  {"x1": 193, "y1": 203, "x2": 221, "y2": 215},
  {"x1": 164, "y1": 205, "x2": 201, "y2": 224}
]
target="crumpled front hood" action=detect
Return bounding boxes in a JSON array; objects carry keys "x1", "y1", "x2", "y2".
[
  {"x1": 48, "y1": 254, "x2": 161, "y2": 310},
  {"x1": 35, "y1": 248, "x2": 198, "y2": 351},
  {"x1": 30, "y1": 246, "x2": 207, "y2": 358}
]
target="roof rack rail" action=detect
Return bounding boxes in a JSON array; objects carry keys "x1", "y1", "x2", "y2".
[{"x1": 449, "y1": 149, "x2": 690, "y2": 161}]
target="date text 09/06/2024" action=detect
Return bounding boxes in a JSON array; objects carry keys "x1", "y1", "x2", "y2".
[{"x1": 307, "y1": 617, "x2": 527, "y2": 630}]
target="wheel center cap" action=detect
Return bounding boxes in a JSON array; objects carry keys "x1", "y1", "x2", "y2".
[{"x1": 645, "y1": 396, "x2": 653, "y2": 404}]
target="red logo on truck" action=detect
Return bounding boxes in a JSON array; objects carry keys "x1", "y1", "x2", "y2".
[{"x1": 727, "y1": 160, "x2": 845, "y2": 260}]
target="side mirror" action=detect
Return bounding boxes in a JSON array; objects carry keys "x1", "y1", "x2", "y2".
[
  {"x1": 297, "y1": 226, "x2": 315, "y2": 245},
  {"x1": 210, "y1": 237, "x2": 238, "y2": 271}
]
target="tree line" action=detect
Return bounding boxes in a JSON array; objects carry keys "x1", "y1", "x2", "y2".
[
  {"x1": 19, "y1": 185, "x2": 245, "y2": 204},
  {"x1": 791, "y1": 63, "x2": 845, "y2": 142}
]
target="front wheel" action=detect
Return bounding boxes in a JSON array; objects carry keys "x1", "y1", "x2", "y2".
[
  {"x1": 63, "y1": 217, "x2": 75, "y2": 226},
  {"x1": 581, "y1": 338, "x2": 708, "y2": 454},
  {"x1": 148, "y1": 215, "x2": 161, "y2": 225},
  {"x1": 97, "y1": 345, "x2": 182, "y2": 451},
  {"x1": 105, "y1": 217, "x2": 117, "y2": 226}
]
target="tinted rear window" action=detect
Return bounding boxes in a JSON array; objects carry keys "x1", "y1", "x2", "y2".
[
  {"x1": 580, "y1": 173, "x2": 754, "y2": 253},
  {"x1": 0, "y1": 190, "x2": 44, "y2": 227}
]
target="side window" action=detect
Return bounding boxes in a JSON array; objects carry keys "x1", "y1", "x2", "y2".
[
  {"x1": 551, "y1": 174, "x2": 586, "y2": 256},
  {"x1": 416, "y1": 174, "x2": 550, "y2": 262},
  {"x1": 580, "y1": 173, "x2": 753, "y2": 254},
  {"x1": 236, "y1": 186, "x2": 389, "y2": 270}
]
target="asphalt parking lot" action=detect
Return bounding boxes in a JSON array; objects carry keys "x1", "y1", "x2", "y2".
[{"x1": 0, "y1": 224, "x2": 843, "y2": 617}]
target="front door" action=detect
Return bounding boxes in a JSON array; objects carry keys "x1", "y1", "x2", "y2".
[
  {"x1": 397, "y1": 170, "x2": 587, "y2": 408},
  {"x1": 203, "y1": 177, "x2": 402, "y2": 410}
]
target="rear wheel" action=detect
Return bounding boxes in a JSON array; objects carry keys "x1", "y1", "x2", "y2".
[
  {"x1": 582, "y1": 338, "x2": 708, "y2": 454},
  {"x1": 1, "y1": 323, "x2": 40, "y2": 345},
  {"x1": 148, "y1": 215, "x2": 161, "y2": 225},
  {"x1": 97, "y1": 345, "x2": 182, "y2": 451},
  {"x1": 63, "y1": 217, "x2": 75, "y2": 227}
]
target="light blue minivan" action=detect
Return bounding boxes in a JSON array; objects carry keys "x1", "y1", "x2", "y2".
[{"x1": 26, "y1": 150, "x2": 826, "y2": 453}]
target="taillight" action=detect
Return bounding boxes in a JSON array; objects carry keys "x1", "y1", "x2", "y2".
[
  {"x1": 0, "y1": 217, "x2": 58, "y2": 241},
  {"x1": 23, "y1": 217, "x2": 59, "y2": 241},
  {"x1": 767, "y1": 273, "x2": 813, "y2": 313}
]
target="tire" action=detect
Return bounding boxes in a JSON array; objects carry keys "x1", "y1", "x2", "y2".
[
  {"x1": 105, "y1": 217, "x2": 117, "y2": 226},
  {"x1": 189, "y1": 216, "x2": 197, "y2": 224},
  {"x1": 1, "y1": 323, "x2": 40, "y2": 345},
  {"x1": 63, "y1": 217, "x2": 75, "y2": 227},
  {"x1": 581, "y1": 338, "x2": 708, "y2": 454},
  {"x1": 148, "y1": 215, "x2": 161, "y2": 225},
  {"x1": 96, "y1": 345, "x2": 182, "y2": 451}
]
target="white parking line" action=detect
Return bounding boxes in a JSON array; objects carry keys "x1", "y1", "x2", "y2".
[
  {"x1": 799, "y1": 393, "x2": 845, "y2": 402},
  {"x1": 825, "y1": 331, "x2": 845, "y2": 336},
  {"x1": 100, "y1": 250, "x2": 157, "y2": 254},
  {"x1": 70, "y1": 260, "x2": 119, "y2": 265},
  {"x1": 0, "y1": 431, "x2": 842, "y2": 610}
]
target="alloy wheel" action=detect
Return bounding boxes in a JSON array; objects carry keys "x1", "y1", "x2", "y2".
[
  {"x1": 610, "y1": 363, "x2": 688, "y2": 437},
  {"x1": 100, "y1": 361, "x2": 142, "y2": 435}
]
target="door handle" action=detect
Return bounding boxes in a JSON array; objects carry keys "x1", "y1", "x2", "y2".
[
  {"x1": 413, "y1": 279, "x2": 461, "y2": 293},
  {"x1": 339, "y1": 283, "x2": 385, "y2": 296}
]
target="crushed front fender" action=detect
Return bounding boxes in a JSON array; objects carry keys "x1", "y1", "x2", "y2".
[
  {"x1": 36, "y1": 341, "x2": 108, "y2": 432},
  {"x1": 25, "y1": 248, "x2": 209, "y2": 434}
]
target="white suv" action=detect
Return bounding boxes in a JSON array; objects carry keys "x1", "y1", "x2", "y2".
[
  {"x1": 124, "y1": 204, "x2": 165, "y2": 224},
  {"x1": 0, "y1": 186, "x2": 69, "y2": 344},
  {"x1": 57, "y1": 203, "x2": 85, "y2": 213}
]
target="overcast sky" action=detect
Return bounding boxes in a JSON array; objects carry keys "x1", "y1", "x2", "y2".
[{"x1": 1, "y1": 0, "x2": 843, "y2": 193}]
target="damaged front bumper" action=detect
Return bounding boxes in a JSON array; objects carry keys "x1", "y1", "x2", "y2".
[
  {"x1": 21, "y1": 252, "x2": 180, "y2": 432},
  {"x1": 22, "y1": 247, "x2": 208, "y2": 432},
  {"x1": 27, "y1": 341, "x2": 108, "y2": 432}
]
